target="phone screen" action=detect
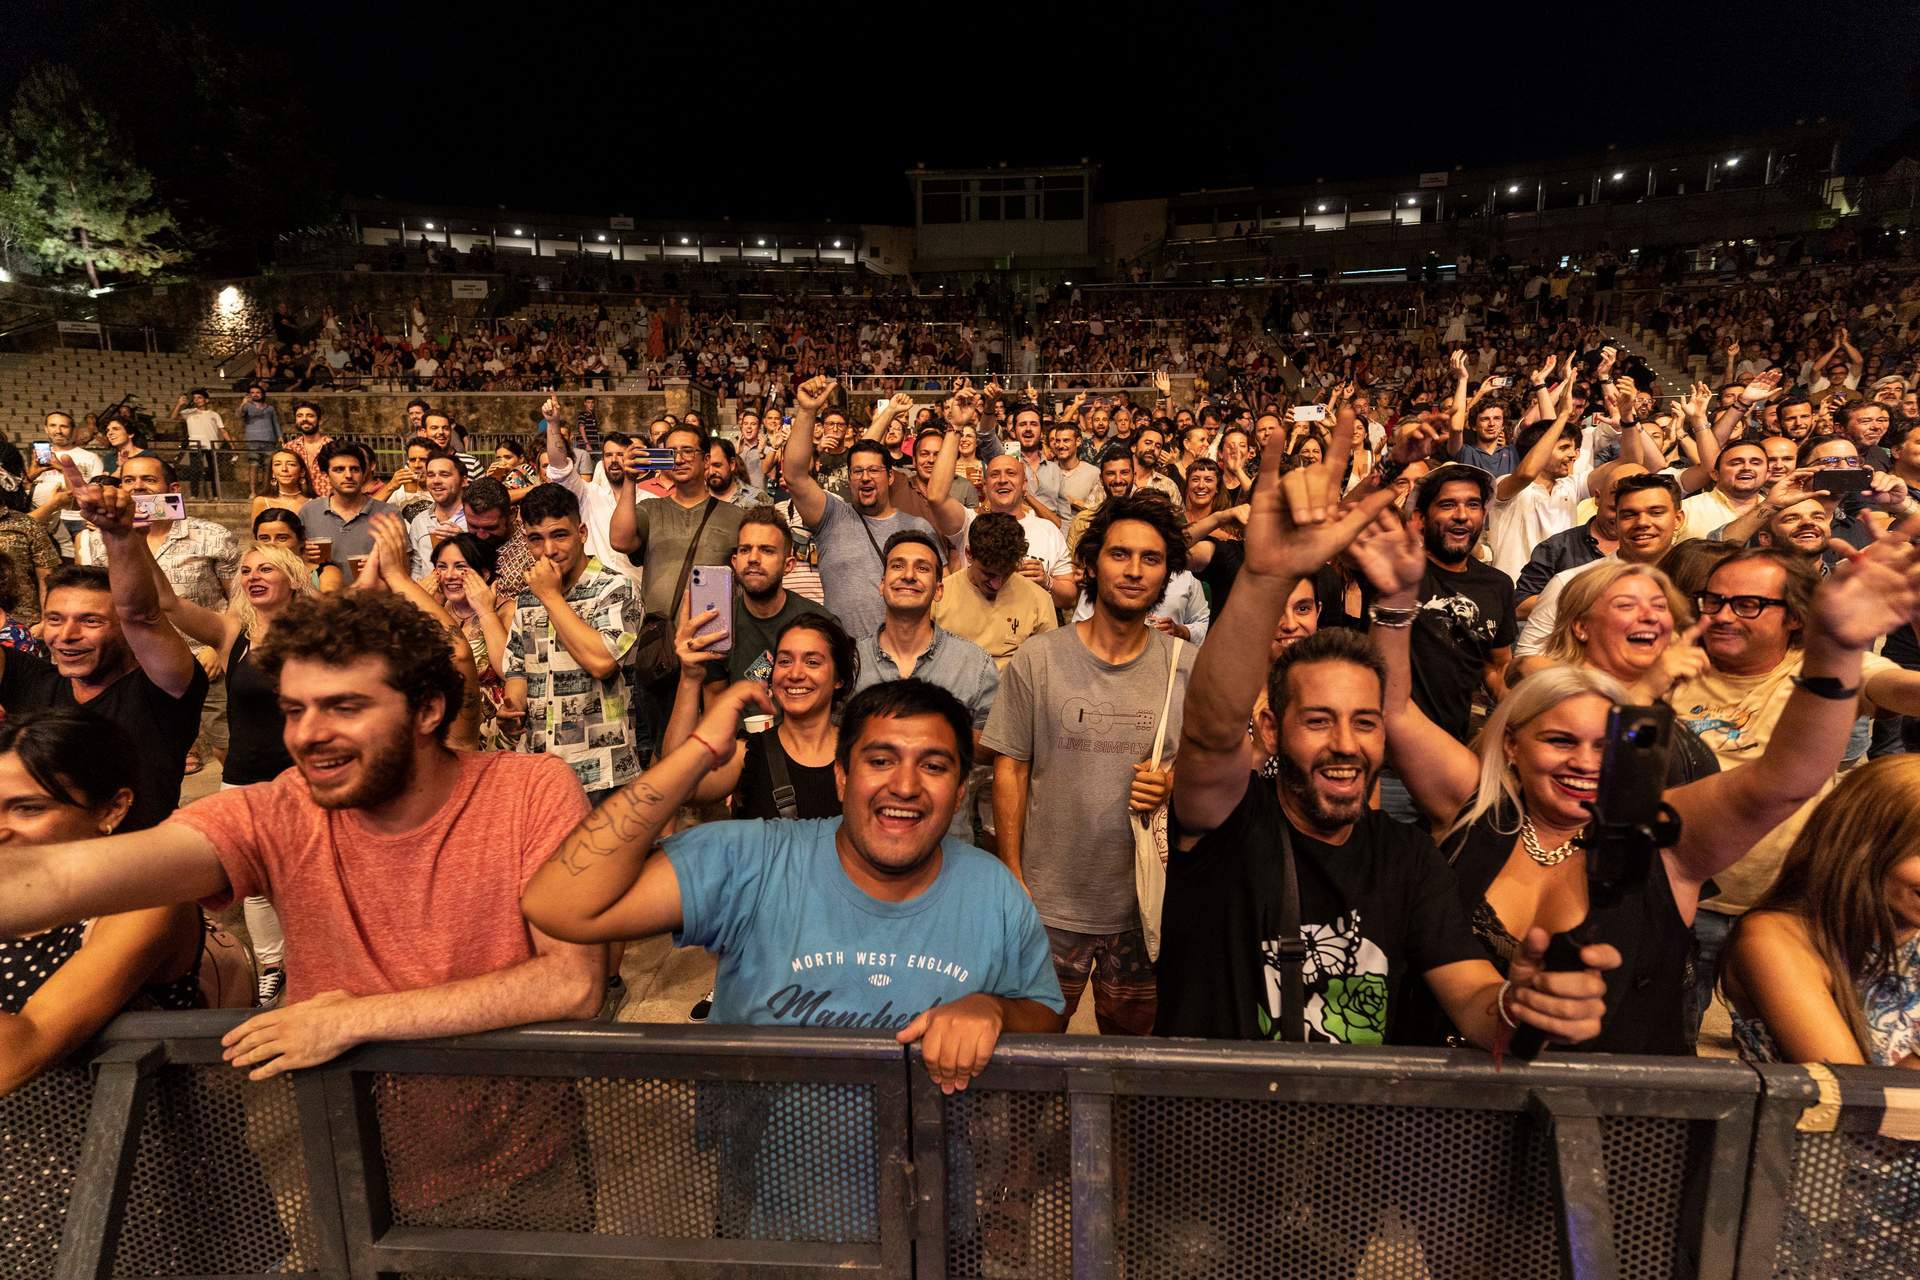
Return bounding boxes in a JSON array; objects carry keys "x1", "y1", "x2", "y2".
[{"x1": 687, "y1": 566, "x2": 733, "y2": 655}]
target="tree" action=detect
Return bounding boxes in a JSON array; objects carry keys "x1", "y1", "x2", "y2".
[
  {"x1": 2, "y1": 63, "x2": 182, "y2": 289},
  {"x1": 0, "y1": 183, "x2": 46, "y2": 277}
]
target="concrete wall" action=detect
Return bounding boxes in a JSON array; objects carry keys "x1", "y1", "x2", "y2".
[
  {"x1": 195, "y1": 388, "x2": 677, "y2": 443},
  {"x1": 1092, "y1": 198, "x2": 1170, "y2": 264},
  {"x1": 859, "y1": 225, "x2": 916, "y2": 275}
]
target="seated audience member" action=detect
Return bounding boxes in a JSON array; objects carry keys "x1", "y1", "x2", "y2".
[
  {"x1": 1722, "y1": 757, "x2": 1920, "y2": 1066},
  {"x1": 254, "y1": 508, "x2": 345, "y2": 593},
  {"x1": 0, "y1": 711, "x2": 205, "y2": 1095},
  {"x1": 1356, "y1": 491, "x2": 1920, "y2": 1052},
  {"x1": 1161, "y1": 423, "x2": 1637, "y2": 1049},
  {"x1": 523, "y1": 678, "x2": 1066, "y2": 1094}
]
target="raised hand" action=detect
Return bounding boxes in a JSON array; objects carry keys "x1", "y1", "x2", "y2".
[
  {"x1": 1739, "y1": 368, "x2": 1782, "y2": 405},
  {"x1": 1241, "y1": 396, "x2": 1398, "y2": 582},
  {"x1": 1813, "y1": 514, "x2": 1920, "y2": 651},
  {"x1": 888, "y1": 391, "x2": 916, "y2": 416},
  {"x1": 458, "y1": 567, "x2": 496, "y2": 612},
  {"x1": 541, "y1": 394, "x2": 563, "y2": 423},
  {"x1": 1449, "y1": 349, "x2": 1469, "y2": 380},
  {"x1": 675, "y1": 602, "x2": 726, "y2": 677},
  {"x1": 1636, "y1": 619, "x2": 1711, "y2": 699},
  {"x1": 1346, "y1": 503, "x2": 1426, "y2": 600},
  {"x1": 58, "y1": 456, "x2": 133, "y2": 536},
  {"x1": 1530, "y1": 353, "x2": 1557, "y2": 387},
  {"x1": 795, "y1": 374, "x2": 837, "y2": 414}
]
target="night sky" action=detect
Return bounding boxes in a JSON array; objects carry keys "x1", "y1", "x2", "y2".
[{"x1": 6, "y1": 0, "x2": 1918, "y2": 226}]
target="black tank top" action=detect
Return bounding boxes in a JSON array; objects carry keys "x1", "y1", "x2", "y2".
[
  {"x1": 734, "y1": 731, "x2": 841, "y2": 821},
  {"x1": 1396, "y1": 803, "x2": 1694, "y2": 1056},
  {"x1": 223, "y1": 635, "x2": 293, "y2": 786}
]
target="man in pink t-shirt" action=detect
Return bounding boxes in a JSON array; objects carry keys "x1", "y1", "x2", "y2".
[{"x1": 0, "y1": 593, "x2": 605, "y2": 1215}]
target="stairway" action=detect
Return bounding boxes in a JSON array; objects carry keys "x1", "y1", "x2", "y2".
[{"x1": 0, "y1": 349, "x2": 225, "y2": 443}]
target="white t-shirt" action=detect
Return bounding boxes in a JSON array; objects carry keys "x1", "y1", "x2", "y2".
[
  {"x1": 182, "y1": 408, "x2": 225, "y2": 446},
  {"x1": 1485, "y1": 426, "x2": 1601, "y2": 580},
  {"x1": 949, "y1": 506, "x2": 1072, "y2": 582},
  {"x1": 1513, "y1": 554, "x2": 1619, "y2": 656}
]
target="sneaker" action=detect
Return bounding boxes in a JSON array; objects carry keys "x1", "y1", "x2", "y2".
[
  {"x1": 688, "y1": 989, "x2": 714, "y2": 1023},
  {"x1": 598, "y1": 975, "x2": 629, "y2": 1021},
  {"x1": 255, "y1": 966, "x2": 285, "y2": 1008}
]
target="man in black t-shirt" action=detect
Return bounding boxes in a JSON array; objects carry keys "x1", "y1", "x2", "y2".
[
  {"x1": 1404, "y1": 464, "x2": 1515, "y2": 740},
  {"x1": 8, "y1": 462, "x2": 210, "y2": 830},
  {"x1": 1161, "y1": 427, "x2": 1614, "y2": 1047}
]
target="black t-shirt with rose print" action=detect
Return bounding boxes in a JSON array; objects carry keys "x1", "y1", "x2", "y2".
[{"x1": 1157, "y1": 777, "x2": 1483, "y2": 1044}]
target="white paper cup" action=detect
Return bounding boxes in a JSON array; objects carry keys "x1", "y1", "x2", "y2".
[{"x1": 742, "y1": 714, "x2": 775, "y2": 733}]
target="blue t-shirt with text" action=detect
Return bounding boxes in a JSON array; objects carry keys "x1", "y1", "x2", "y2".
[{"x1": 667, "y1": 817, "x2": 1064, "y2": 1028}]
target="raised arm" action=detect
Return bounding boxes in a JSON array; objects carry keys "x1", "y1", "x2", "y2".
[
  {"x1": 1665, "y1": 521, "x2": 1920, "y2": 893},
  {"x1": 1445, "y1": 350, "x2": 1472, "y2": 456},
  {"x1": 660, "y1": 604, "x2": 747, "y2": 804},
  {"x1": 0, "y1": 823, "x2": 229, "y2": 939},
  {"x1": 61, "y1": 460, "x2": 197, "y2": 698},
  {"x1": 1347, "y1": 508, "x2": 1483, "y2": 823},
  {"x1": 146, "y1": 548, "x2": 237, "y2": 652},
  {"x1": 864, "y1": 392, "x2": 914, "y2": 442},
  {"x1": 922, "y1": 391, "x2": 974, "y2": 540},
  {"x1": 1494, "y1": 378, "x2": 1575, "y2": 503},
  {"x1": 1173, "y1": 408, "x2": 1407, "y2": 834},
  {"x1": 521, "y1": 680, "x2": 774, "y2": 943},
  {"x1": 782, "y1": 374, "x2": 838, "y2": 529}
]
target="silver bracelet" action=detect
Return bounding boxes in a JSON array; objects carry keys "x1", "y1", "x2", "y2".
[
  {"x1": 1497, "y1": 979, "x2": 1519, "y2": 1029},
  {"x1": 1369, "y1": 604, "x2": 1419, "y2": 629}
]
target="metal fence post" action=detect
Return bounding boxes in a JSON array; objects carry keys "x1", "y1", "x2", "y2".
[
  {"x1": 1529, "y1": 1087, "x2": 1621, "y2": 1280},
  {"x1": 52, "y1": 1041, "x2": 164, "y2": 1280},
  {"x1": 1067, "y1": 1068, "x2": 1114, "y2": 1280}
]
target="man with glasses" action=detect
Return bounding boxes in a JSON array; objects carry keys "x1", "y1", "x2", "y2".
[{"x1": 1666, "y1": 547, "x2": 1920, "y2": 1034}]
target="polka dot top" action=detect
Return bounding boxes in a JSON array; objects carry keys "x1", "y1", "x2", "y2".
[{"x1": 1, "y1": 922, "x2": 204, "y2": 1015}]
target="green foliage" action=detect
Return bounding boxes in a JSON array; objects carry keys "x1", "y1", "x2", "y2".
[{"x1": 1, "y1": 63, "x2": 184, "y2": 286}]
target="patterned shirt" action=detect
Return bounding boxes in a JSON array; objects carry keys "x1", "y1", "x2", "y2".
[
  {"x1": 502, "y1": 559, "x2": 643, "y2": 791},
  {"x1": 75, "y1": 517, "x2": 239, "y2": 612},
  {"x1": 283, "y1": 433, "x2": 334, "y2": 499},
  {"x1": 0, "y1": 511, "x2": 58, "y2": 625}
]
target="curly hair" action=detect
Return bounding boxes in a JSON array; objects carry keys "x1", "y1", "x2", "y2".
[
  {"x1": 1072, "y1": 491, "x2": 1190, "y2": 595},
  {"x1": 255, "y1": 593, "x2": 465, "y2": 742},
  {"x1": 966, "y1": 511, "x2": 1028, "y2": 575}
]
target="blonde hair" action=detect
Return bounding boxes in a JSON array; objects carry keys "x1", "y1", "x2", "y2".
[
  {"x1": 231, "y1": 544, "x2": 319, "y2": 642},
  {"x1": 1443, "y1": 665, "x2": 1629, "y2": 843},
  {"x1": 1742, "y1": 757, "x2": 1920, "y2": 1062},
  {"x1": 1538, "y1": 562, "x2": 1694, "y2": 670}
]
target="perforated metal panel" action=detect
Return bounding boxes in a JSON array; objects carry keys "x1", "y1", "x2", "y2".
[
  {"x1": 1770, "y1": 1129, "x2": 1920, "y2": 1279},
  {"x1": 942, "y1": 1089, "x2": 1072, "y2": 1280},
  {"x1": 0, "y1": 1067, "x2": 91, "y2": 1280},
  {"x1": 1108, "y1": 1093, "x2": 1566, "y2": 1280},
  {"x1": 374, "y1": 1072, "x2": 881, "y2": 1244},
  {"x1": 1599, "y1": 1115, "x2": 1693, "y2": 1279},
  {"x1": 111, "y1": 1067, "x2": 320, "y2": 1277}
]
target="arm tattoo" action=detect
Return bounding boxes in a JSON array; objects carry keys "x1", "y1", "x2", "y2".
[{"x1": 556, "y1": 783, "x2": 670, "y2": 876}]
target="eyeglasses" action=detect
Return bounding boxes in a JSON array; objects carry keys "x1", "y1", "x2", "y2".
[
  {"x1": 1693, "y1": 592, "x2": 1788, "y2": 619},
  {"x1": 668, "y1": 447, "x2": 703, "y2": 459}
]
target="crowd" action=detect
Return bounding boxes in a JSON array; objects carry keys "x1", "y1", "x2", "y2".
[{"x1": 3, "y1": 271, "x2": 1920, "y2": 1237}]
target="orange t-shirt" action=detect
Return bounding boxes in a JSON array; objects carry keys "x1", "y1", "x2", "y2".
[{"x1": 172, "y1": 750, "x2": 592, "y2": 1005}]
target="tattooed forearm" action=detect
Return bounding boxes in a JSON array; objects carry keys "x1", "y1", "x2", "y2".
[{"x1": 555, "y1": 782, "x2": 672, "y2": 875}]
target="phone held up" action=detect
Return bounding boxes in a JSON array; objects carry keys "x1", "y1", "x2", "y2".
[
  {"x1": 132, "y1": 493, "x2": 187, "y2": 524},
  {"x1": 687, "y1": 565, "x2": 733, "y2": 655}
]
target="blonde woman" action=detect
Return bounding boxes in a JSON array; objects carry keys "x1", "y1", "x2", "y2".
[
  {"x1": 1723, "y1": 757, "x2": 1920, "y2": 1066},
  {"x1": 1350, "y1": 503, "x2": 1920, "y2": 1053},
  {"x1": 1528, "y1": 560, "x2": 1720, "y2": 781},
  {"x1": 148, "y1": 542, "x2": 317, "y2": 1006}
]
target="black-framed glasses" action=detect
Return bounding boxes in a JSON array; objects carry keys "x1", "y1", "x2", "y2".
[{"x1": 1694, "y1": 592, "x2": 1788, "y2": 620}]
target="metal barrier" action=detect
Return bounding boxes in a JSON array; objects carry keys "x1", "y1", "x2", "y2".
[{"x1": 5, "y1": 1010, "x2": 1916, "y2": 1279}]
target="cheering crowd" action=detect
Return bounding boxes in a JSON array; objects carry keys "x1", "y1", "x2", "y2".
[{"x1": 3, "y1": 273, "x2": 1920, "y2": 1137}]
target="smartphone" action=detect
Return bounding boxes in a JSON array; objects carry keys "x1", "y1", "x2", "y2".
[
  {"x1": 687, "y1": 566, "x2": 733, "y2": 655},
  {"x1": 1818, "y1": 468, "x2": 1874, "y2": 497},
  {"x1": 1586, "y1": 703, "x2": 1675, "y2": 890},
  {"x1": 132, "y1": 493, "x2": 186, "y2": 522},
  {"x1": 31, "y1": 441, "x2": 52, "y2": 466},
  {"x1": 1485, "y1": 376, "x2": 1510, "y2": 390},
  {"x1": 1290, "y1": 404, "x2": 1328, "y2": 423},
  {"x1": 633, "y1": 448, "x2": 677, "y2": 472}
]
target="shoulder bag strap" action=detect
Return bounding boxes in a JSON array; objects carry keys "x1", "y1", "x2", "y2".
[
  {"x1": 762, "y1": 732, "x2": 801, "y2": 820},
  {"x1": 855, "y1": 507, "x2": 889, "y2": 572},
  {"x1": 665, "y1": 497, "x2": 720, "y2": 620},
  {"x1": 1146, "y1": 637, "x2": 1183, "y2": 770},
  {"x1": 1276, "y1": 821, "x2": 1306, "y2": 1043}
]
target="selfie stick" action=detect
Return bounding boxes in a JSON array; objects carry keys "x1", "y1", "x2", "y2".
[{"x1": 1505, "y1": 802, "x2": 1682, "y2": 1061}]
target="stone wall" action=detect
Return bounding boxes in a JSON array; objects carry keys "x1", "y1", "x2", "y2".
[{"x1": 198, "y1": 388, "x2": 677, "y2": 443}]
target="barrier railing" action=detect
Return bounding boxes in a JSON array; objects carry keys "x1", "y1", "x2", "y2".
[{"x1": 8, "y1": 1011, "x2": 1918, "y2": 1280}]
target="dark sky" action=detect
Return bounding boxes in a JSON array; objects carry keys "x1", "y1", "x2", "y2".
[{"x1": 9, "y1": 0, "x2": 1919, "y2": 226}]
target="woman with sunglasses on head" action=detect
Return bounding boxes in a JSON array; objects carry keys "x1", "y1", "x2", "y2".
[{"x1": 1352, "y1": 502, "x2": 1920, "y2": 1054}]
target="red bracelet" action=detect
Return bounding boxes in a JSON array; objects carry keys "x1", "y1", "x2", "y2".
[{"x1": 688, "y1": 730, "x2": 728, "y2": 768}]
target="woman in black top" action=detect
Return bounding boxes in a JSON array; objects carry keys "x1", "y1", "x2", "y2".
[
  {"x1": 664, "y1": 610, "x2": 855, "y2": 821},
  {"x1": 1355, "y1": 509, "x2": 1889, "y2": 1054},
  {"x1": 0, "y1": 711, "x2": 202, "y2": 1094}
]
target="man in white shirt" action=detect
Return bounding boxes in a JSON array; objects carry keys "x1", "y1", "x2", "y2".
[
  {"x1": 1034, "y1": 421, "x2": 1101, "y2": 518},
  {"x1": 173, "y1": 389, "x2": 233, "y2": 499},
  {"x1": 949, "y1": 454, "x2": 1076, "y2": 610},
  {"x1": 30, "y1": 411, "x2": 102, "y2": 561},
  {"x1": 1677, "y1": 441, "x2": 1768, "y2": 541},
  {"x1": 406, "y1": 452, "x2": 470, "y2": 577},
  {"x1": 540, "y1": 401, "x2": 642, "y2": 584},
  {"x1": 1485, "y1": 368, "x2": 1609, "y2": 579}
]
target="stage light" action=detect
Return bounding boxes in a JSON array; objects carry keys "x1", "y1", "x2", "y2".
[
  {"x1": 1726, "y1": 157, "x2": 1740, "y2": 168},
  {"x1": 680, "y1": 237, "x2": 690, "y2": 244},
  {"x1": 218, "y1": 285, "x2": 242, "y2": 313},
  {"x1": 424, "y1": 221, "x2": 434, "y2": 230},
  {"x1": 757, "y1": 239, "x2": 766, "y2": 246},
  {"x1": 596, "y1": 234, "x2": 606, "y2": 242},
  {"x1": 832, "y1": 239, "x2": 842, "y2": 248},
  {"x1": 512, "y1": 229, "x2": 523, "y2": 235},
  {"x1": 1406, "y1": 198, "x2": 1416, "y2": 206},
  {"x1": 1315, "y1": 204, "x2": 1326, "y2": 212},
  {"x1": 1507, "y1": 184, "x2": 1521, "y2": 194},
  {"x1": 1612, "y1": 171, "x2": 1625, "y2": 180}
]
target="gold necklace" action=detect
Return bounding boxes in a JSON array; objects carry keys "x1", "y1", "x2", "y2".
[{"x1": 1521, "y1": 816, "x2": 1579, "y2": 867}]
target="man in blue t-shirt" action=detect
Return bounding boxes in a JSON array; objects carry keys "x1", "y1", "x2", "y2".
[{"x1": 523, "y1": 676, "x2": 1066, "y2": 1093}]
